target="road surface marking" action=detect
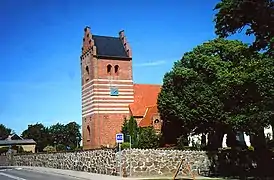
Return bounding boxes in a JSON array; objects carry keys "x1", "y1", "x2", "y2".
[{"x1": 0, "y1": 172, "x2": 27, "y2": 180}]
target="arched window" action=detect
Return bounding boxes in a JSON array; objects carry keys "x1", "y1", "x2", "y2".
[
  {"x1": 87, "y1": 125, "x2": 91, "y2": 135},
  {"x1": 86, "y1": 66, "x2": 89, "y2": 75},
  {"x1": 107, "y1": 64, "x2": 112, "y2": 74},
  {"x1": 114, "y1": 65, "x2": 119, "y2": 75}
]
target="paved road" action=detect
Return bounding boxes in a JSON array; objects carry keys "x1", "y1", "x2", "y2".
[{"x1": 0, "y1": 167, "x2": 83, "y2": 180}]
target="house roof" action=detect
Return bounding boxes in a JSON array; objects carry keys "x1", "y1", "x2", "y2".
[
  {"x1": 139, "y1": 105, "x2": 158, "y2": 127},
  {"x1": 0, "y1": 139, "x2": 36, "y2": 146},
  {"x1": 129, "y1": 84, "x2": 161, "y2": 117},
  {"x1": 93, "y1": 35, "x2": 130, "y2": 59}
]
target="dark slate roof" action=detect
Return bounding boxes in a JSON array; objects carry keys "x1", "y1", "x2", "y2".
[
  {"x1": 0, "y1": 139, "x2": 36, "y2": 146},
  {"x1": 92, "y1": 35, "x2": 129, "y2": 59}
]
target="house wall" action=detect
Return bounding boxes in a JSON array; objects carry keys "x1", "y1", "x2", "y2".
[{"x1": 22, "y1": 145, "x2": 36, "y2": 153}]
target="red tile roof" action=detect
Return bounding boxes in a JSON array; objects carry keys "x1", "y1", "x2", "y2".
[
  {"x1": 129, "y1": 84, "x2": 161, "y2": 117},
  {"x1": 139, "y1": 105, "x2": 158, "y2": 127}
]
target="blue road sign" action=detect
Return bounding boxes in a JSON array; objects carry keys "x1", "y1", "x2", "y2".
[{"x1": 116, "y1": 133, "x2": 124, "y2": 143}]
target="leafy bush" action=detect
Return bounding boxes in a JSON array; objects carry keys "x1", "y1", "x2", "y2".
[
  {"x1": 137, "y1": 127, "x2": 160, "y2": 149},
  {"x1": 248, "y1": 146, "x2": 255, "y2": 151},
  {"x1": 56, "y1": 144, "x2": 66, "y2": 151},
  {"x1": 121, "y1": 116, "x2": 139, "y2": 147},
  {"x1": 121, "y1": 142, "x2": 131, "y2": 150},
  {"x1": 177, "y1": 135, "x2": 189, "y2": 150},
  {"x1": 0, "y1": 147, "x2": 9, "y2": 154},
  {"x1": 43, "y1": 145, "x2": 56, "y2": 152}
]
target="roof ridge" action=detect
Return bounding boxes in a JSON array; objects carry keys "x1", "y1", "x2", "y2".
[
  {"x1": 134, "y1": 83, "x2": 162, "y2": 86},
  {"x1": 93, "y1": 34, "x2": 120, "y2": 39}
]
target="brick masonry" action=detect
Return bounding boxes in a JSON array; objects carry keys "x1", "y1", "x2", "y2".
[
  {"x1": 81, "y1": 28, "x2": 134, "y2": 149},
  {"x1": 5, "y1": 149, "x2": 211, "y2": 177}
]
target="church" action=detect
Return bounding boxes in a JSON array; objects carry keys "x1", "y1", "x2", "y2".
[{"x1": 81, "y1": 27, "x2": 162, "y2": 149}]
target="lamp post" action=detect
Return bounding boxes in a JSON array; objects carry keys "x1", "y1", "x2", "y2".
[{"x1": 127, "y1": 135, "x2": 132, "y2": 177}]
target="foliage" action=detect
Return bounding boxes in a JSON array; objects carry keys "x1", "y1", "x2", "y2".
[
  {"x1": 158, "y1": 38, "x2": 274, "y2": 149},
  {"x1": 49, "y1": 122, "x2": 81, "y2": 150},
  {"x1": 21, "y1": 123, "x2": 49, "y2": 152},
  {"x1": 121, "y1": 142, "x2": 131, "y2": 150},
  {"x1": 137, "y1": 127, "x2": 160, "y2": 149},
  {"x1": 176, "y1": 135, "x2": 189, "y2": 150},
  {"x1": 43, "y1": 145, "x2": 56, "y2": 152},
  {"x1": 248, "y1": 146, "x2": 255, "y2": 151},
  {"x1": 121, "y1": 117, "x2": 160, "y2": 149},
  {"x1": 21, "y1": 121, "x2": 81, "y2": 152},
  {"x1": 56, "y1": 144, "x2": 66, "y2": 151},
  {"x1": 214, "y1": 0, "x2": 274, "y2": 56},
  {"x1": 121, "y1": 116, "x2": 139, "y2": 148},
  {"x1": 65, "y1": 122, "x2": 82, "y2": 149},
  {"x1": 0, "y1": 147, "x2": 9, "y2": 154},
  {"x1": 0, "y1": 124, "x2": 12, "y2": 140}
]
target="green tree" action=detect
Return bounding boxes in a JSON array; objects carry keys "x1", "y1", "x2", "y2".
[
  {"x1": 48, "y1": 122, "x2": 81, "y2": 150},
  {"x1": 21, "y1": 123, "x2": 49, "y2": 152},
  {"x1": 65, "y1": 122, "x2": 81, "y2": 150},
  {"x1": 137, "y1": 127, "x2": 160, "y2": 149},
  {"x1": 158, "y1": 38, "x2": 274, "y2": 150},
  {"x1": 214, "y1": 0, "x2": 274, "y2": 56},
  {"x1": 48, "y1": 123, "x2": 66, "y2": 148},
  {"x1": 121, "y1": 116, "x2": 139, "y2": 147},
  {"x1": 0, "y1": 124, "x2": 12, "y2": 140}
]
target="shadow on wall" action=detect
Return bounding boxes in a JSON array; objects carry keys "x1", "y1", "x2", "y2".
[{"x1": 207, "y1": 148, "x2": 274, "y2": 179}]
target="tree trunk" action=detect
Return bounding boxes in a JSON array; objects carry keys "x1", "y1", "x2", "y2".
[
  {"x1": 250, "y1": 128, "x2": 266, "y2": 150},
  {"x1": 226, "y1": 130, "x2": 237, "y2": 148},
  {"x1": 207, "y1": 129, "x2": 224, "y2": 150},
  {"x1": 201, "y1": 133, "x2": 207, "y2": 150}
]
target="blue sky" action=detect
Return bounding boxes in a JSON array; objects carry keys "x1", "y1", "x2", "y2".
[{"x1": 0, "y1": 0, "x2": 252, "y2": 134}]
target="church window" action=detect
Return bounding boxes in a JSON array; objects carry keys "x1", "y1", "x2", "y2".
[
  {"x1": 87, "y1": 125, "x2": 90, "y2": 135},
  {"x1": 107, "y1": 64, "x2": 112, "y2": 74},
  {"x1": 114, "y1": 65, "x2": 119, "y2": 75},
  {"x1": 86, "y1": 66, "x2": 89, "y2": 75}
]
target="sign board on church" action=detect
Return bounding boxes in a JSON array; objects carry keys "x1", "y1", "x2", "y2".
[{"x1": 116, "y1": 133, "x2": 124, "y2": 144}]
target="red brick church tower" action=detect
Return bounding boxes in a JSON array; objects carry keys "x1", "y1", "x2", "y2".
[{"x1": 81, "y1": 27, "x2": 134, "y2": 149}]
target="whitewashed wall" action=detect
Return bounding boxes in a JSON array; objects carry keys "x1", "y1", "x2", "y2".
[{"x1": 188, "y1": 125, "x2": 273, "y2": 148}]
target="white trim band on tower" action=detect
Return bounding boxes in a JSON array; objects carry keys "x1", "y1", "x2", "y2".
[
  {"x1": 82, "y1": 79, "x2": 133, "y2": 88},
  {"x1": 83, "y1": 107, "x2": 129, "y2": 113},
  {"x1": 82, "y1": 91, "x2": 134, "y2": 99},
  {"x1": 90, "y1": 95, "x2": 134, "y2": 100},
  {"x1": 82, "y1": 95, "x2": 134, "y2": 105},
  {"x1": 82, "y1": 98, "x2": 134, "y2": 105},
  {"x1": 82, "y1": 84, "x2": 133, "y2": 92},
  {"x1": 82, "y1": 110, "x2": 130, "y2": 117},
  {"x1": 82, "y1": 103, "x2": 130, "y2": 111}
]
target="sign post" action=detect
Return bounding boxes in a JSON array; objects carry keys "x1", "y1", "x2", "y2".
[{"x1": 116, "y1": 133, "x2": 124, "y2": 177}]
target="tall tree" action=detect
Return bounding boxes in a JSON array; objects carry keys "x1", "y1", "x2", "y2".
[
  {"x1": 21, "y1": 123, "x2": 49, "y2": 152},
  {"x1": 48, "y1": 123, "x2": 66, "y2": 147},
  {"x1": 0, "y1": 124, "x2": 12, "y2": 140},
  {"x1": 48, "y1": 122, "x2": 81, "y2": 150},
  {"x1": 65, "y1": 122, "x2": 81, "y2": 149},
  {"x1": 121, "y1": 116, "x2": 139, "y2": 147},
  {"x1": 137, "y1": 127, "x2": 160, "y2": 149},
  {"x1": 158, "y1": 38, "x2": 274, "y2": 150},
  {"x1": 214, "y1": 0, "x2": 274, "y2": 56}
]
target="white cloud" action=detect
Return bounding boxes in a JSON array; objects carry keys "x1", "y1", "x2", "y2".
[{"x1": 133, "y1": 60, "x2": 166, "y2": 67}]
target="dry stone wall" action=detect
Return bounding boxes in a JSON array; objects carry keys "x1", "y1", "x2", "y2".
[
  {"x1": 118, "y1": 149, "x2": 210, "y2": 177},
  {"x1": 12, "y1": 149, "x2": 118, "y2": 175},
  {"x1": 6, "y1": 149, "x2": 211, "y2": 177}
]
